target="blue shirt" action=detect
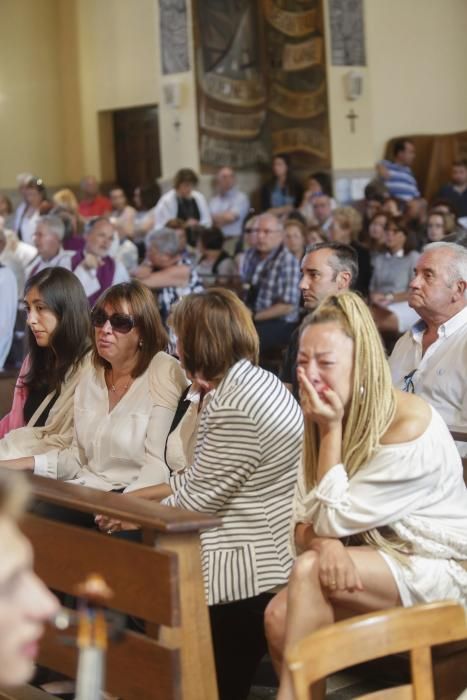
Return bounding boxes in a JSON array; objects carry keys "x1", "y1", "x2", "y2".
[
  {"x1": 209, "y1": 187, "x2": 250, "y2": 237},
  {"x1": 381, "y1": 160, "x2": 420, "y2": 201}
]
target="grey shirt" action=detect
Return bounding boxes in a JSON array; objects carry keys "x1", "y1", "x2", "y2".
[{"x1": 370, "y1": 250, "x2": 419, "y2": 294}]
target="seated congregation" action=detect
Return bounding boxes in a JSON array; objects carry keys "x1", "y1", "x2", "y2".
[{"x1": 0, "y1": 147, "x2": 467, "y2": 700}]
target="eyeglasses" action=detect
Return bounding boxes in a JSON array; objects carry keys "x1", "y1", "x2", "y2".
[
  {"x1": 257, "y1": 228, "x2": 281, "y2": 235},
  {"x1": 91, "y1": 308, "x2": 135, "y2": 334},
  {"x1": 402, "y1": 369, "x2": 416, "y2": 393}
]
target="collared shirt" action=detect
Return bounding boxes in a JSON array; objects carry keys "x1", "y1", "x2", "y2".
[
  {"x1": 209, "y1": 187, "x2": 250, "y2": 237},
  {"x1": 381, "y1": 160, "x2": 420, "y2": 201},
  {"x1": 389, "y1": 305, "x2": 467, "y2": 453},
  {"x1": 26, "y1": 248, "x2": 74, "y2": 279},
  {"x1": 241, "y1": 245, "x2": 301, "y2": 322}
]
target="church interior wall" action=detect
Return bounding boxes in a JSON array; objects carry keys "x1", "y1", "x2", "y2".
[{"x1": 0, "y1": 0, "x2": 466, "y2": 193}]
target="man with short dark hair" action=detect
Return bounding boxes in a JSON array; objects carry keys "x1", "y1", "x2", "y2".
[
  {"x1": 312, "y1": 193, "x2": 333, "y2": 233},
  {"x1": 435, "y1": 160, "x2": 467, "y2": 218},
  {"x1": 378, "y1": 139, "x2": 420, "y2": 201},
  {"x1": 389, "y1": 241, "x2": 467, "y2": 454},
  {"x1": 280, "y1": 242, "x2": 358, "y2": 395}
]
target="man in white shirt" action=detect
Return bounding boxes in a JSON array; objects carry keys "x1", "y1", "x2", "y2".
[
  {"x1": 209, "y1": 167, "x2": 250, "y2": 255},
  {"x1": 26, "y1": 216, "x2": 74, "y2": 279},
  {"x1": 0, "y1": 264, "x2": 18, "y2": 370},
  {"x1": 389, "y1": 242, "x2": 467, "y2": 453},
  {"x1": 72, "y1": 217, "x2": 129, "y2": 305}
]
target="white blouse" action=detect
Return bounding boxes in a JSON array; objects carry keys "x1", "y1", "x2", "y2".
[
  {"x1": 34, "y1": 351, "x2": 188, "y2": 492},
  {"x1": 291, "y1": 406, "x2": 467, "y2": 608}
]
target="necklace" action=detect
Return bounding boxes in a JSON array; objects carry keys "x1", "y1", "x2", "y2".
[{"x1": 108, "y1": 368, "x2": 131, "y2": 395}]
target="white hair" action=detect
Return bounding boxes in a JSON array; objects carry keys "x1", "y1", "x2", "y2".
[
  {"x1": 146, "y1": 228, "x2": 179, "y2": 256},
  {"x1": 38, "y1": 215, "x2": 65, "y2": 241},
  {"x1": 423, "y1": 241, "x2": 467, "y2": 295}
]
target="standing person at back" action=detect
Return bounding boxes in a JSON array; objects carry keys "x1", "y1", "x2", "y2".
[
  {"x1": 377, "y1": 139, "x2": 420, "y2": 202},
  {"x1": 389, "y1": 242, "x2": 467, "y2": 454},
  {"x1": 281, "y1": 243, "x2": 358, "y2": 397},
  {"x1": 241, "y1": 213, "x2": 300, "y2": 353}
]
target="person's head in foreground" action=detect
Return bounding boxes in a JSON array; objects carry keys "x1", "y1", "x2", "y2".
[
  {"x1": 0, "y1": 471, "x2": 58, "y2": 685},
  {"x1": 171, "y1": 288, "x2": 259, "y2": 388}
]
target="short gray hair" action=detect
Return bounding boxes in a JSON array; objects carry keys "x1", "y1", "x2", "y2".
[
  {"x1": 38, "y1": 215, "x2": 65, "y2": 241},
  {"x1": 146, "y1": 228, "x2": 179, "y2": 257},
  {"x1": 424, "y1": 241, "x2": 467, "y2": 297}
]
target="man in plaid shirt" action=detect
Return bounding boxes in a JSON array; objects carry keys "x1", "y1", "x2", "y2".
[{"x1": 241, "y1": 213, "x2": 300, "y2": 351}]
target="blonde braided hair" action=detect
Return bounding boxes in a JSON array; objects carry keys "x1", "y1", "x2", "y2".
[{"x1": 301, "y1": 292, "x2": 409, "y2": 557}]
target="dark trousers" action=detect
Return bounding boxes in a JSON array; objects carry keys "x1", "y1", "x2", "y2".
[
  {"x1": 255, "y1": 319, "x2": 296, "y2": 353},
  {"x1": 209, "y1": 592, "x2": 274, "y2": 700}
]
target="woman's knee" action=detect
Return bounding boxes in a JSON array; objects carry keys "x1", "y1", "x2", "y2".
[
  {"x1": 290, "y1": 550, "x2": 320, "y2": 584},
  {"x1": 264, "y1": 588, "x2": 287, "y2": 641}
]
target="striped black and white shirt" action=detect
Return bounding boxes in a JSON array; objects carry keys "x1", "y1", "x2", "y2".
[{"x1": 163, "y1": 359, "x2": 303, "y2": 605}]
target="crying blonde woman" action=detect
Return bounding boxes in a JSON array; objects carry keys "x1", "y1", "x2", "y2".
[{"x1": 265, "y1": 291, "x2": 467, "y2": 700}]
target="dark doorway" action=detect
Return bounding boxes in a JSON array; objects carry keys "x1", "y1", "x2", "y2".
[{"x1": 113, "y1": 105, "x2": 161, "y2": 197}]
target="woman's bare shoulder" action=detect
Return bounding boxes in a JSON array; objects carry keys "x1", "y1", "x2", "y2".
[{"x1": 380, "y1": 390, "x2": 432, "y2": 445}]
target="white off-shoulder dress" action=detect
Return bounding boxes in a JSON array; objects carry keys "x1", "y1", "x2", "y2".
[{"x1": 291, "y1": 406, "x2": 467, "y2": 607}]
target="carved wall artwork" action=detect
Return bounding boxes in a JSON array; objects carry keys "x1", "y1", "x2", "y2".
[
  {"x1": 193, "y1": 0, "x2": 330, "y2": 172},
  {"x1": 329, "y1": 0, "x2": 366, "y2": 66},
  {"x1": 159, "y1": 0, "x2": 190, "y2": 75}
]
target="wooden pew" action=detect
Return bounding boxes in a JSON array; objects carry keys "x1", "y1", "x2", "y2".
[
  {"x1": 1, "y1": 475, "x2": 221, "y2": 700},
  {"x1": 0, "y1": 370, "x2": 18, "y2": 420}
]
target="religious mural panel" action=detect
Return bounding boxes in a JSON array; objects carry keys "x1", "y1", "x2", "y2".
[{"x1": 193, "y1": 0, "x2": 330, "y2": 172}]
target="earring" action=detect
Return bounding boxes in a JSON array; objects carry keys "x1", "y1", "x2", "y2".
[{"x1": 138, "y1": 340, "x2": 143, "y2": 348}]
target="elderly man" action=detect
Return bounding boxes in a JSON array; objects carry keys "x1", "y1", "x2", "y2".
[
  {"x1": 389, "y1": 242, "x2": 467, "y2": 453},
  {"x1": 209, "y1": 166, "x2": 250, "y2": 255},
  {"x1": 281, "y1": 242, "x2": 358, "y2": 396},
  {"x1": 26, "y1": 216, "x2": 73, "y2": 278},
  {"x1": 72, "y1": 217, "x2": 129, "y2": 305},
  {"x1": 241, "y1": 213, "x2": 300, "y2": 352},
  {"x1": 134, "y1": 228, "x2": 203, "y2": 323}
]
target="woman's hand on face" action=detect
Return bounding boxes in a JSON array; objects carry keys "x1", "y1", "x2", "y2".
[
  {"x1": 297, "y1": 367, "x2": 344, "y2": 430},
  {"x1": 314, "y1": 539, "x2": 364, "y2": 593}
]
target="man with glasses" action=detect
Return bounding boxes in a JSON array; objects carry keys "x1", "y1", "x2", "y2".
[
  {"x1": 389, "y1": 242, "x2": 467, "y2": 454},
  {"x1": 241, "y1": 213, "x2": 300, "y2": 352},
  {"x1": 72, "y1": 217, "x2": 129, "y2": 305}
]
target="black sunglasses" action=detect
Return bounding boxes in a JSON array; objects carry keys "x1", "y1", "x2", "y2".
[{"x1": 91, "y1": 308, "x2": 135, "y2": 334}]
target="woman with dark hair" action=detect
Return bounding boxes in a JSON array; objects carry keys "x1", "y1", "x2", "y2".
[
  {"x1": 369, "y1": 216, "x2": 420, "y2": 334},
  {"x1": 34, "y1": 280, "x2": 186, "y2": 492},
  {"x1": 261, "y1": 154, "x2": 303, "y2": 218},
  {"x1": 154, "y1": 168, "x2": 211, "y2": 231},
  {"x1": 195, "y1": 226, "x2": 237, "y2": 282},
  {"x1": 97, "y1": 288, "x2": 303, "y2": 700},
  {"x1": 17, "y1": 177, "x2": 51, "y2": 246},
  {"x1": 0, "y1": 267, "x2": 91, "y2": 465}
]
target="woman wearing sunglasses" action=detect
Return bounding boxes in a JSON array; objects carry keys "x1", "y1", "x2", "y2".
[
  {"x1": 0, "y1": 267, "x2": 91, "y2": 465},
  {"x1": 44, "y1": 280, "x2": 187, "y2": 494}
]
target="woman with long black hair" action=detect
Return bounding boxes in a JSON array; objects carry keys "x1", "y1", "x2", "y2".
[{"x1": 0, "y1": 267, "x2": 91, "y2": 468}]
